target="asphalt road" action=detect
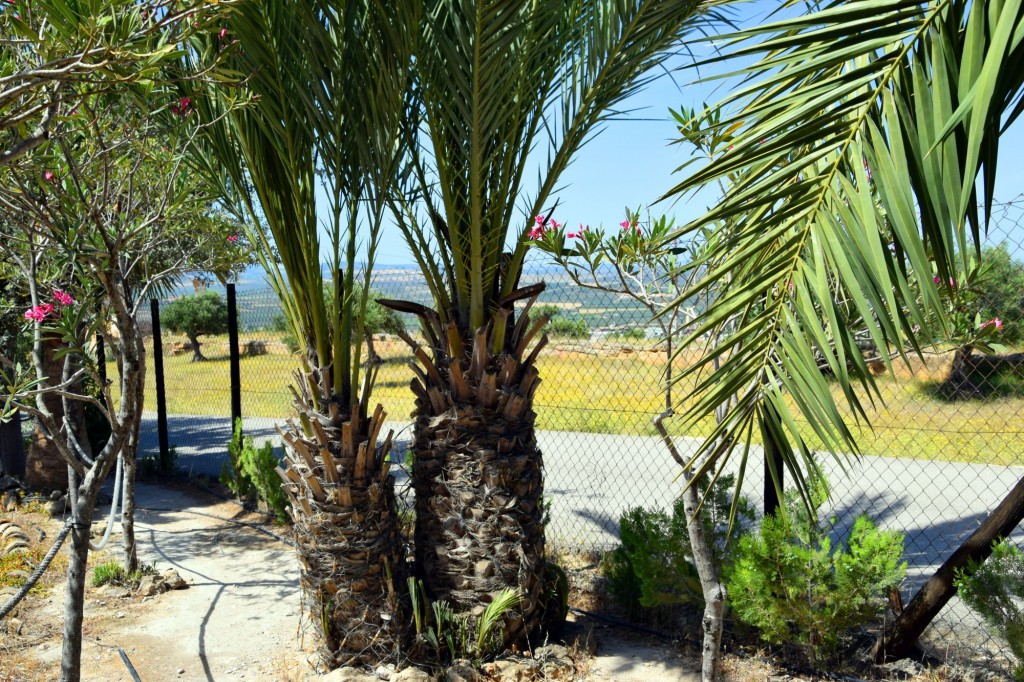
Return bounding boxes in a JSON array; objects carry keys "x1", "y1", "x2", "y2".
[{"x1": 138, "y1": 412, "x2": 1024, "y2": 580}]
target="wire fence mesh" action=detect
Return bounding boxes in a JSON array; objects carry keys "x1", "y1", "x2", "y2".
[{"x1": 129, "y1": 196, "x2": 1024, "y2": 675}]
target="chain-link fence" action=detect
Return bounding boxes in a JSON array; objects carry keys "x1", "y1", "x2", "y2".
[{"x1": 129, "y1": 197, "x2": 1024, "y2": 675}]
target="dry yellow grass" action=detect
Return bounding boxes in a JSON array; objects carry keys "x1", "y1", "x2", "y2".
[{"x1": 106, "y1": 333, "x2": 1024, "y2": 467}]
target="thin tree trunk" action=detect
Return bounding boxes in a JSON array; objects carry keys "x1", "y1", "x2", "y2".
[
  {"x1": 60, "y1": 471, "x2": 95, "y2": 682},
  {"x1": 189, "y1": 335, "x2": 205, "y2": 362},
  {"x1": 654, "y1": 410, "x2": 725, "y2": 681},
  {"x1": 119, "y1": 326, "x2": 144, "y2": 572},
  {"x1": 874, "y1": 473, "x2": 1024, "y2": 662}
]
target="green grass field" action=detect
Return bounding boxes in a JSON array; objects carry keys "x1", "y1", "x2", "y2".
[{"x1": 110, "y1": 332, "x2": 1024, "y2": 467}]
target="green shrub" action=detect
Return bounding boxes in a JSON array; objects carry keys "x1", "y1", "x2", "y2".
[
  {"x1": 222, "y1": 419, "x2": 257, "y2": 502},
  {"x1": 955, "y1": 539, "x2": 1024, "y2": 681},
  {"x1": 728, "y1": 479, "x2": 906, "y2": 665},
  {"x1": 612, "y1": 326, "x2": 646, "y2": 341},
  {"x1": 546, "y1": 316, "x2": 591, "y2": 339},
  {"x1": 222, "y1": 418, "x2": 289, "y2": 523},
  {"x1": 91, "y1": 560, "x2": 149, "y2": 588},
  {"x1": 603, "y1": 474, "x2": 753, "y2": 615}
]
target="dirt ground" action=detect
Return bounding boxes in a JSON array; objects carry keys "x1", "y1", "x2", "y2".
[{"x1": 0, "y1": 481, "x2": 956, "y2": 682}]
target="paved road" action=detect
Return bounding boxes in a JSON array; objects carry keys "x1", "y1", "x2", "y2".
[
  {"x1": 137, "y1": 411, "x2": 1022, "y2": 667},
  {"x1": 138, "y1": 412, "x2": 1024, "y2": 580}
]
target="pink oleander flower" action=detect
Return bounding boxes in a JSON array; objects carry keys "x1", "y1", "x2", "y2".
[
  {"x1": 24, "y1": 303, "x2": 54, "y2": 322},
  {"x1": 171, "y1": 97, "x2": 191, "y2": 117},
  {"x1": 227, "y1": 235, "x2": 239, "y2": 243},
  {"x1": 43, "y1": 170, "x2": 55, "y2": 182},
  {"x1": 934, "y1": 275, "x2": 941, "y2": 285},
  {"x1": 980, "y1": 318, "x2": 1003, "y2": 332},
  {"x1": 620, "y1": 220, "x2": 630, "y2": 230},
  {"x1": 219, "y1": 28, "x2": 228, "y2": 39},
  {"x1": 549, "y1": 219, "x2": 561, "y2": 230},
  {"x1": 534, "y1": 215, "x2": 545, "y2": 225},
  {"x1": 566, "y1": 231, "x2": 577, "y2": 239},
  {"x1": 528, "y1": 225, "x2": 544, "y2": 240},
  {"x1": 53, "y1": 289, "x2": 75, "y2": 306}
]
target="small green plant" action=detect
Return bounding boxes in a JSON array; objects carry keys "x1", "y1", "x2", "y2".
[
  {"x1": 407, "y1": 577, "x2": 521, "y2": 664},
  {"x1": 91, "y1": 560, "x2": 150, "y2": 588},
  {"x1": 222, "y1": 419, "x2": 289, "y2": 523},
  {"x1": 728, "y1": 478, "x2": 906, "y2": 665},
  {"x1": 535, "y1": 304, "x2": 591, "y2": 339},
  {"x1": 139, "y1": 446, "x2": 177, "y2": 477},
  {"x1": 955, "y1": 539, "x2": 1024, "y2": 681},
  {"x1": 222, "y1": 419, "x2": 257, "y2": 502},
  {"x1": 603, "y1": 473, "x2": 753, "y2": 615}
]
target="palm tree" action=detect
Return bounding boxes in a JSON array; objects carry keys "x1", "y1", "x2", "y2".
[
  {"x1": 382, "y1": 0, "x2": 729, "y2": 643},
  {"x1": 659, "y1": 0, "x2": 1024, "y2": 661},
  {"x1": 181, "y1": 0, "x2": 418, "y2": 667}
]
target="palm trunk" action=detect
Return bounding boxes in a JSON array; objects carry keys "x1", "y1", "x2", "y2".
[
  {"x1": 188, "y1": 334, "x2": 205, "y2": 362},
  {"x1": 276, "y1": 369, "x2": 405, "y2": 669},
  {"x1": 398, "y1": 311, "x2": 548, "y2": 645}
]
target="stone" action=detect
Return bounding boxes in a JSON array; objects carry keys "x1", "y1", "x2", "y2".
[
  {"x1": 480, "y1": 659, "x2": 538, "y2": 682},
  {"x1": 534, "y1": 645, "x2": 573, "y2": 680},
  {"x1": 390, "y1": 668, "x2": 432, "y2": 682},
  {"x1": 49, "y1": 490, "x2": 63, "y2": 501},
  {"x1": 99, "y1": 585, "x2": 131, "y2": 599},
  {"x1": 45, "y1": 498, "x2": 67, "y2": 518},
  {"x1": 375, "y1": 666, "x2": 391, "y2": 680},
  {"x1": 445, "y1": 660, "x2": 478, "y2": 682},
  {"x1": 2, "y1": 491, "x2": 17, "y2": 512},
  {"x1": 162, "y1": 568, "x2": 188, "y2": 590},
  {"x1": 0, "y1": 475, "x2": 21, "y2": 491},
  {"x1": 7, "y1": 617, "x2": 23, "y2": 635},
  {"x1": 878, "y1": 659, "x2": 924, "y2": 679},
  {"x1": 137, "y1": 574, "x2": 166, "y2": 597},
  {"x1": 318, "y1": 668, "x2": 379, "y2": 682}
]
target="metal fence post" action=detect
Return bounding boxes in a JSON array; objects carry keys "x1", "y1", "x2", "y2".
[
  {"x1": 227, "y1": 283, "x2": 242, "y2": 428},
  {"x1": 150, "y1": 298, "x2": 170, "y2": 464},
  {"x1": 96, "y1": 333, "x2": 106, "y2": 385}
]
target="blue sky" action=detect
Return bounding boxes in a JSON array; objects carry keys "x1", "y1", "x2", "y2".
[{"x1": 332, "y1": 3, "x2": 1024, "y2": 266}]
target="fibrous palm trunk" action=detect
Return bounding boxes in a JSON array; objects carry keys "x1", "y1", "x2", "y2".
[
  {"x1": 394, "y1": 294, "x2": 550, "y2": 645},
  {"x1": 275, "y1": 369, "x2": 404, "y2": 669}
]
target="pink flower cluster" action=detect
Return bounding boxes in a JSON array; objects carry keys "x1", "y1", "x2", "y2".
[
  {"x1": 933, "y1": 275, "x2": 955, "y2": 287},
  {"x1": 566, "y1": 224, "x2": 589, "y2": 239},
  {"x1": 980, "y1": 318, "x2": 1003, "y2": 332},
  {"x1": 528, "y1": 215, "x2": 561, "y2": 240},
  {"x1": 620, "y1": 219, "x2": 641, "y2": 234},
  {"x1": 171, "y1": 97, "x2": 191, "y2": 117},
  {"x1": 23, "y1": 289, "x2": 75, "y2": 323},
  {"x1": 227, "y1": 234, "x2": 239, "y2": 243},
  {"x1": 24, "y1": 303, "x2": 53, "y2": 322}
]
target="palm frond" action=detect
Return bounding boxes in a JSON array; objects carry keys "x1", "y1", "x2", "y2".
[
  {"x1": 399, "y1": 0, "x2": 732, "y2": 337},
  {"x1": 662, "y1": 0, "x2": 1024, "y2": 507}
]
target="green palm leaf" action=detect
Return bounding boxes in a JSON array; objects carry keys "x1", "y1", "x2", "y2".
[
  {"x1": 396, "y1": 0, "x2": 732, "y2": 336},
  {"x1": 662, "y1": 0, "x2": 1024, "y2": 508}
]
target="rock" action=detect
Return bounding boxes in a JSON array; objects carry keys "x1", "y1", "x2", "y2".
[
  {"x1": 45, "y1": 497, "x2": 67, "y2": 518},
  {"x1": 535, "y1": 645, "x2": 573, "y2": 680},
  {"x1": 161, "y1": 568, "x2": 187, "y2": 590},
  {"x1": 877, "y1": 659, "x2": 924, "y2": 679},
  {"x1": 375, "y1": 666, "x2": 391, "y2": 680},
  {"x1": 98, "y1": 585, "x2": 131, "y2": 599},
  {"x1": 318, "y1": 668, "x2": 379, "y2": 682},
  {"x1": 0, "y1": 475, "x2": 21, "y2": 491},
  {"x1": 390, "y1": 668, "x2": 432, "y2": 682},
  {"x1": 445, "y1": 660, "x2": 478, "y2": 682},
  {"x1": 7, "y1": 617, "x2": 23, "y2": 635},
  {"x1": 137, "y1": 574, "x2": 166, "y2": 597},
  {"x1": 480, "y1": 659, "x2": 538, "y2": 682},
  {"x1": 49, "y1": 490, "x2": 63, "y2": 501}
]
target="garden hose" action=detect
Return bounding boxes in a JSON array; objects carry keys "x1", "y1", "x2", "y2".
[{"x1": 89, "y1": 451, "x2": 122, "y2": 551}]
